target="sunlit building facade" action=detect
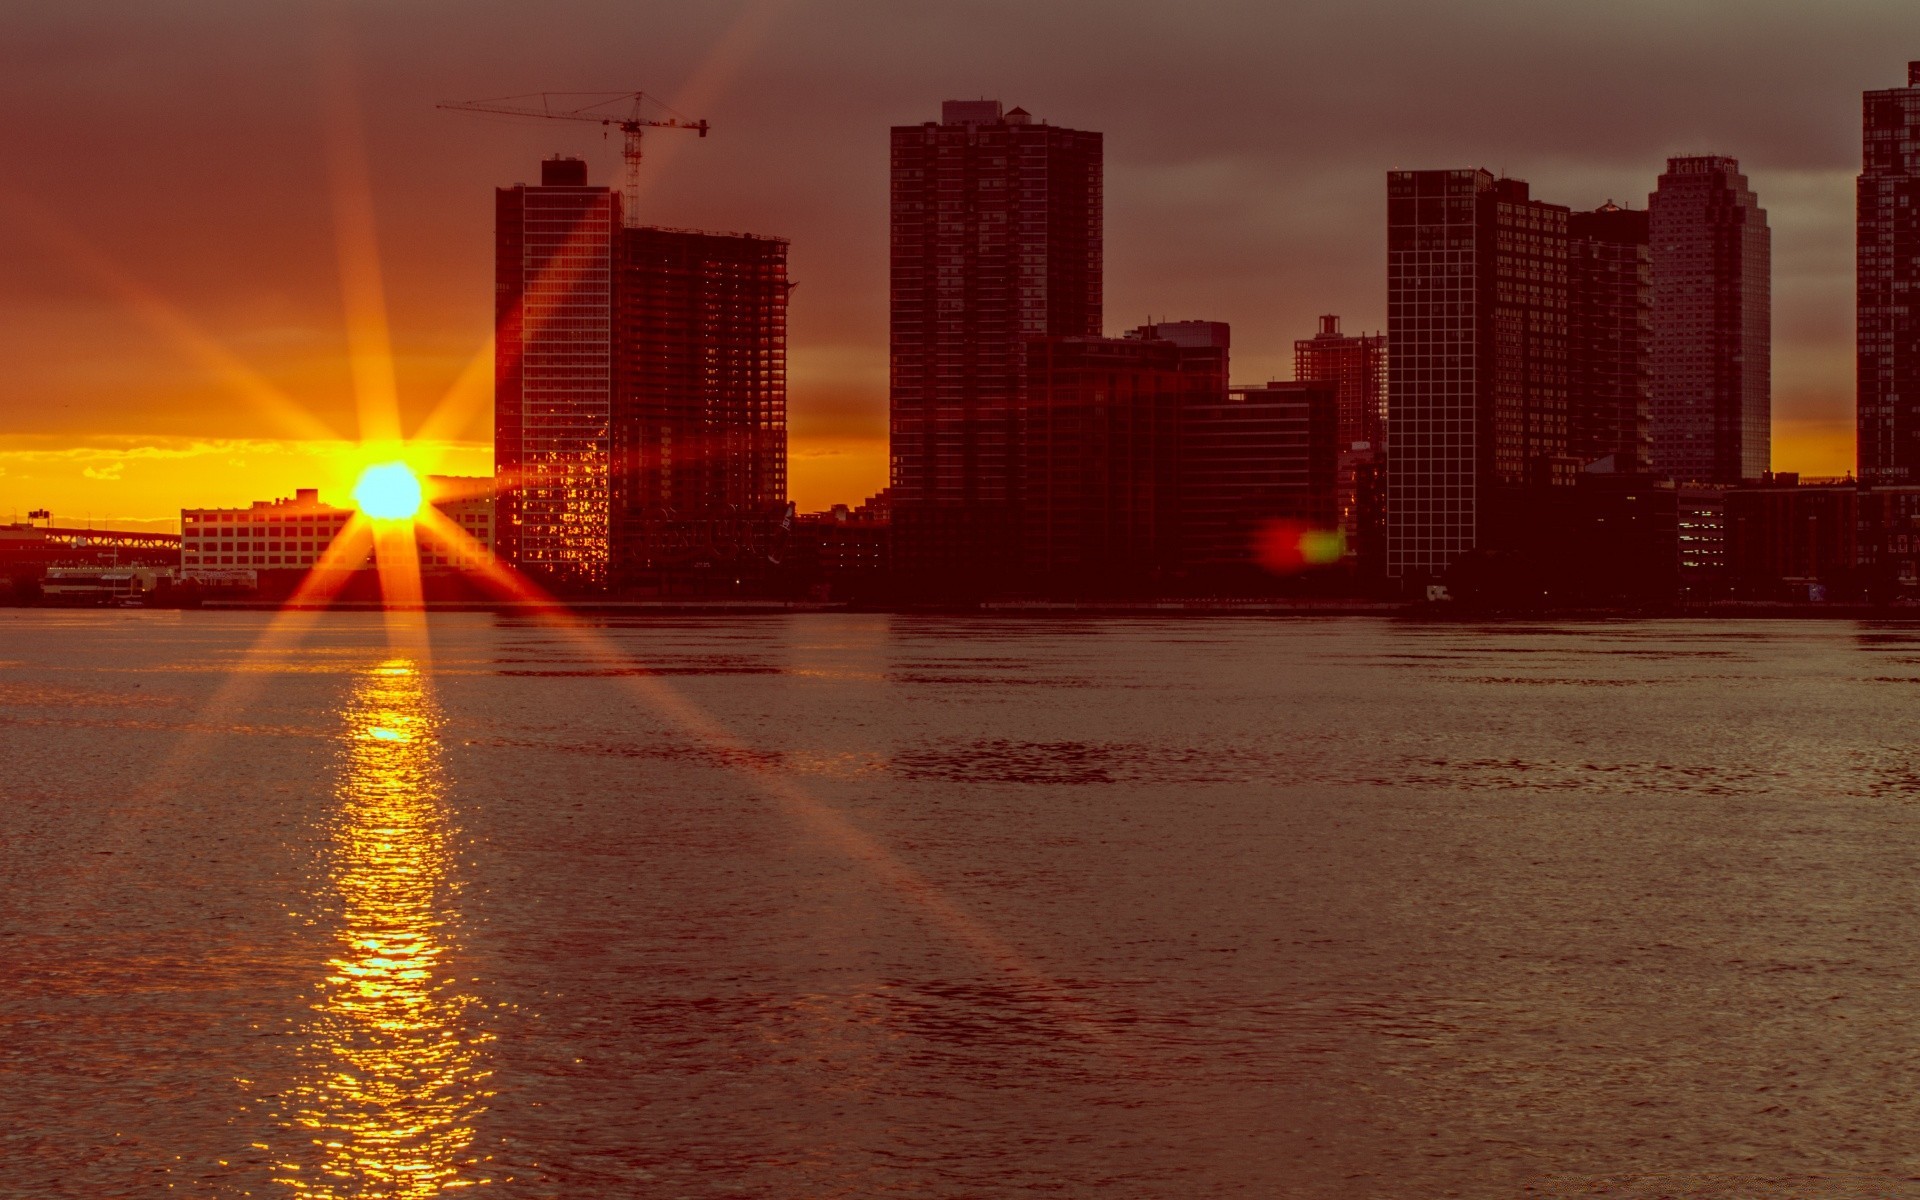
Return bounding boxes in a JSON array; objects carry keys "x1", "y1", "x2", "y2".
[
  {"x1": 889, "y1": 100, "x2": 1103, "y2": 591},
  {"x1": 1386, "y1": 169, "x2": 1570, "y2": 581},
  {"x1": 495, "y1": 156, "x2": 618, "y2": 587},
  {"x1": 179, "y1": 480, "x2": 494, "y2": 574},
  {"x1": 1649, "y1": 156, "x2": 1771, "y2": 485},
  {"x1": 180, "y1": 489, "x2": 355, "y2": 572},
  {"x1": 1859, "y1": 62, "x2": 1920, "y2": 483}
]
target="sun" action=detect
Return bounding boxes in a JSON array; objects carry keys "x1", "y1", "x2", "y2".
[{"x1": 352, "y1": 461, "x2": 423, "y2": 521}]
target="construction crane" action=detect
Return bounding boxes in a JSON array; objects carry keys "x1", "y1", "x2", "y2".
[{"x1": 438, "y1": 92, "x2": 708, "y2": 225}]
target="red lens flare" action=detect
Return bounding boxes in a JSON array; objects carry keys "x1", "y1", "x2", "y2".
[{"x1": 1252, "y1": 519, "x2": 1345, "y2": 575}]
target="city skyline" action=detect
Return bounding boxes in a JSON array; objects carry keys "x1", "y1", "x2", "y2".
[{"x1": 0, "y1": 2, "x2": 1911, "y2": 529}]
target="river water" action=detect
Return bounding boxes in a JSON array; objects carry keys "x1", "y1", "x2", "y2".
[{"x1": 5, "y1": 611, "x2": 1920, "y2": 1197}]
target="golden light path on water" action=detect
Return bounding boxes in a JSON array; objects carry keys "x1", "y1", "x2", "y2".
[{"x1": 271, "y1": 659, "x2": 493, "y2": 1196}]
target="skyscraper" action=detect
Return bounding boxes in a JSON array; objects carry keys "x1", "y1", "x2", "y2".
[
  {"x1": 495, "y1": 157, "x2": 790, "y2": 594},
  {"x1": 1294, "y1": 315, "x2": 1386, "y2": 556},
  {"x1": 1859, "y1": 62, "x2": 1920, "y2": 483},
  {"x1": 1567, "y1": 203, "x2": 1652, "y2": 470},
  {"x1": 494, "y1": 157, "x2": 618, "y2": 586},
  {"x1": 1385, "y1": 169, "x2": 1570, "y2": 582},
  {"x1": 889, "y1": 100, "x2": 1103, "y2": 590},
  {"x1": 1649, "y1": 156, "x2": 1771, "y2": 485},
  {"x1": 611, "y1": 227, "x2": 791, "y2": 592}
]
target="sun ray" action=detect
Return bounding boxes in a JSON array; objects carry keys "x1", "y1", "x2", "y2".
[
  {"x1": 633, "y1": 0, "x2": 797, "y2": 206},
  {"x1": 408, "y1": 335, "x2": 494, "y2": 450},
  {"x1": 410, "y1": 503, "x2": 1126, "y2": 1046},
  {"x1": 0, "y1": 192, "x2": 345, "y2": 444},
  {"x1": 316, "y1": 29, "x2": 403, "y2": 450}
]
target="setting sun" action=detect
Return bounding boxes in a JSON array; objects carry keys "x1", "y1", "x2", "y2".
[{"x1": 352, "y1": 461, "x2": 423, "y2": 521}]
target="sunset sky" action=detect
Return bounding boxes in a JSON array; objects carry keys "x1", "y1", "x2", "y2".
[{"x1": 0, "y1": 0, "x2": 1908, "y2": 530}]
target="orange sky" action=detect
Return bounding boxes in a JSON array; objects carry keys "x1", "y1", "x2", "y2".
[{"x1": 1, "y1": 1, "x2": 1900, "y2": 531}]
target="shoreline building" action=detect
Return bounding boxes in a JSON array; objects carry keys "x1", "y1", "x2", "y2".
[
  {"x1": 1649, "y1": 156, "x2": 1771, "y2": 485},
  {"x1": 1019, "y1": 335, "x2": 1190, "y2": 593},
  {"x1": 1181, "y1": 379, "x2": 1339, "y2": 588},
  {"x1": 1859, "y1": 62, "x2": 1920, "y2": 483},
  {"x1": 612, "y1": 226, "x2": 791, "y2": 593},
  {"x1": 889, "y1": 100, "x2": 1103, "y2": 594},
  {"x1": 495, "y1": 157, "x2": 791, "y2": 594},
  {"x1": 179, "y1": 480, "x2": 495, "y2": 578},
  {"x1": 494, "y1": 157, "x2": 619, "y2": 588},
  {"x1": 1294, "y1": 314, "x2": 1386, "y2": 563},
  {"x1": 1385, "y1": 169, "x2": 1571, "y2": 583},
  {"x1": 1568, "y1": 203, "x2": 1653, "y2": 470}
]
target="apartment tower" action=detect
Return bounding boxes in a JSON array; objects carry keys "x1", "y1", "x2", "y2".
[
  {"x1": 494, "y1": 157, "x2": 619, "y2": 586},
  {"x1": 1860, "y1": 62, "x2": 1920, "y2": 482},
  {"x1": 1385, "y1": 169, "x2": 1570, "y2": 581},
  {"x1": 889, "y1": 100, "x2": 1103, "y2": 591},
  {"x1": 1294, "y1": 315, "x2": 1386, "y2": 557},
  {"x1": 1567, "y1": 203, "x2": 1653, "y2": 470},
  {"x1": 612, "y1": 227, "x2": 791, "y2": 591},
  {"x1": 1649, "y1": 156, "x2": 1771, "y2": 484}
]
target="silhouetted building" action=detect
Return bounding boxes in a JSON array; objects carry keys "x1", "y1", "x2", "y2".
[
  {"x1": 1386, "y1": 169, "x2": 1571, "y2": 582},
  {"x1": 1294, "y1": 315, "x2": 1386, "y2": 563},
  {"x1": 1650, "y1": 156, "x2": 1771, "y2": 484},
  {"x1": 611, "y1": 226, "x2": 791, "y2": 594},
  {"x1": 1129, "y1": 319, "x2": 1231, "y2": 399},
  {"x1": 1568, "y1": 203, "x2": 1652, "y2": 470},
  {"x1": 495, "y1": 157, "x2": 619, "y2": 587},
  {"x1": 889, "y1": 100, "x2": 1103, "y2": 593},
  {"x1": 1561, "y1": 473, "x2": 1724, "y2": 604},
  {"x1": 1020, "y1": 336, "x2": 1190, "y2": 594},
  {"x1": 1857, "y1": 484, "x2": 1920, "y2": 598},
  {"x1": 791, "y1": 493, "x2": 891, "y2": 601},
  {"x1": 1181, "y1": 379, "x2": 1339, "y2": 587},
  {"x1": 1859, "y1": 63, "x2": 1920, "y2": 483},
  {"x1": 1724, "y1": 475, "x2": 1857, "y2": 599}
]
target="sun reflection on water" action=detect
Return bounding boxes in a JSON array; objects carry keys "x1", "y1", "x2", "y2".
[{"x1": 273, "y1": 659, "x2": 493, "y2": 1196}]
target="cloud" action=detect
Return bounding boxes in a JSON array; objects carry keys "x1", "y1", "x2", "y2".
[
  {"x1": 81, "y1": 462, "x2": 123, "y2": 480},
  {"x1": 1, "y1": 0, "x2": 1906, "y2": 500}
]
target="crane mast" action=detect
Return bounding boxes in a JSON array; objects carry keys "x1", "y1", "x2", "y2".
[{"x1": 438, "y1": 91, "x2": 709, "y2": 226}]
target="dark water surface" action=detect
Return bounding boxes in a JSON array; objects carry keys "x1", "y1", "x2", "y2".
[{"x1": 6, "y1": 611, "x2": 1920, "y2": 1197}]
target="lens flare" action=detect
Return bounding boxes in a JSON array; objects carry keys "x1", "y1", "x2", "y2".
[
  {"x1": 353, "y1": 462, "x2": 423, "y2": 521},
  {"x1": 1252, "y1": 519, "x2": 1346, "y2": 574}
]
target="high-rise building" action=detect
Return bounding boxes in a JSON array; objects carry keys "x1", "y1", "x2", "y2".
[
  {"x1": 495, "y1": 157, "x2": 619, "y2": 587},
  {"x1": 494, "y1": 157, "x2": 791, "y2": 594},
  {"x1": 889, "y1": 100, "x2": 1103, "y2": 590},
  {"x1": 1295, "y1": 315, "x2": 1386, "y2": 456},
  {"x1": 1386, "y1": 169, "x2": 1570, "y2": 581},
  {"x1": 1649, "y1": 156, "x2": 1771, "y2": 485},
  {"x1": 1859, "y1": 62, "x2": 1920, "y2": 483},
  {"x1": 1293, "y1": 315, "x2": 1386, "y2": 558},
  {"x1": 1568, "y1": 203, "x2": 1652, "y2": 470},
  {"x1": 611, "y1": 227, "x2": 791, "y2": 591}
]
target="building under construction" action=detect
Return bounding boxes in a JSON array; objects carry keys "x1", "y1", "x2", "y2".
[
  {"x1": 612, "y1": 224, "x2": 791, "y2": 594},
  {"x1": 493, "y1": 156, "x2": 791, "y2": 594}
]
